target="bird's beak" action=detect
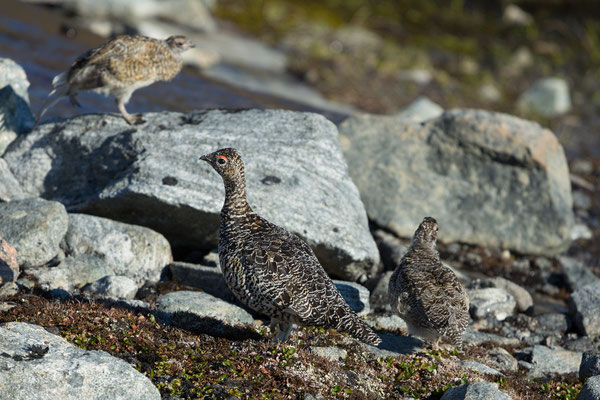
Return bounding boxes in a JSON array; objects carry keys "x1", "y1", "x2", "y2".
[
  {"x1": 200, "y1": 154, "x2": 210, "y2": 163},
  {"x1": 190, "y1": 43, "x2": 196, "y2": 48}
]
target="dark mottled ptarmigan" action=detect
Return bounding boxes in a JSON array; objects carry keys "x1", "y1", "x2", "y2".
[
  {"x1": 34, "y1": 34, "x2": 194, "y2": 127},
  {"x1": 201, "y1": 148, "x2": 381, "y2": 345},
  {"x1": 389, "y1": 217, "x2": 469, "y2": 348}
]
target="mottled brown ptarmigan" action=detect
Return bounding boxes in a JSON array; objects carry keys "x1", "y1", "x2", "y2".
[
  {"x1": 34, "y1": 34, "x2": 194, "y2": 127},
  {"x1": 389, "y1": 217, "x2": 469, "y2": 349},
  {"x1": 200, "y1": 148, "x2": 381, "y2": 345}
]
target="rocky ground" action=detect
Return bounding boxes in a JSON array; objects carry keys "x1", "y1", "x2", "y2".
[{"x1": 1, "y1": 1, "x2": 600, "y2": 399}]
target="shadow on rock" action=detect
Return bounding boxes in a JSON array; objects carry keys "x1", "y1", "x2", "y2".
[
  {"x1": 366, "y1": 332, "x2": 426, "y2": 357},
  {"x1": 163, "y1": 311, "x2": 264, "y2": 341}
]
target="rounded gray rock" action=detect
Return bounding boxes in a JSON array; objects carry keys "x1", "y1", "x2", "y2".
[
  {"x1": 468, "y1": 287, "x2": 516, "y2": 321},
  {"x1": 578, "y1": 376, "x2": 600, "y2": 400},
  {"x1": 580, "y1": 352, "x2": 600, "y2": 379},
  {"x1": 0, "y1": 198, "x2": 68, "y2": 268},
  {"x1": 469, "y1": 277, "x2": 532, "y2": 313},
  {"x1": 517, "y1": 77, "x2": 571, "y2": 117},
  {"x1": 530, "y1": 345, "x2": 582, "y2": 377},
  {"x1": 62, "y1": 213, "x2": 172, "y2": 286},
  {"x1": 84, "y1": 275, "x2": 138, "y2": 299},
  {"x1": 156, "y1": 290, "x2": 254, "y2": 326},
  {"x1": 487, "y1": 347, "x2": 518, "y2": 372},
  {"x1": 441, "y1": 382, "x2": 511, "y2": 400},
  {"x1": 569, "y1": 281, "x2": 600, "y2": 337}
]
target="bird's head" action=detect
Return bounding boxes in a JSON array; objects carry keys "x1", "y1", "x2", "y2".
[
  {"x1": 166, "y1": 35, "x2": 195, "y2": 54},
  {"x1": 200, "y1": 148, "x2": 245, "y2": 183},
  {"x1": 412, "y1": 217, "x2": 439, "y2": 248}
]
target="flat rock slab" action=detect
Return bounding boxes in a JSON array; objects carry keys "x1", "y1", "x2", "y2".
[
  {"x1": 156, "y1": 290, "x2": 254, "y2": 326},
  {"x1": 5, "y1": 110, "x2": 379, "y2": 280},
  {"x1": 340, "y1": 109, "x2": 573, "y2": 255},
  {"x1": 569, "y1": 281, "x2": 600, "y2": 337},
  {"x1": 441, "y1": 382, "x2": 512, "y2": 400},
  {"x1": 0, "y1": 198, "x2": 68, "y2": 268},
  {"x1": 529, "y1": 345, "x2": 582, "y2": 377},
  {"x1": 0, "y1": 322, "x2": 160, "y2": 400},
  {"x1": 62, "y1": 213, "x2": 172, "y2": 286}
]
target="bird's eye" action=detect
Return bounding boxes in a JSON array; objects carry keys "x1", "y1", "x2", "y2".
[{"x1": 217, "y1": 155, "x2": 228, "y2": 165}]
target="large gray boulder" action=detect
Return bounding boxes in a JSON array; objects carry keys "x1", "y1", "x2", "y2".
[
  {"x1": 0, "y1": 198, "x2": 68, "y2": 268},
  {"x1": 4, "y1": 110, "x2": 379, "y2": 280},
  {"x1": 0, "y1": 322, "x2": 160, "y2": 400},
  {"x1": 340, "y1": 109, "x2": 573, "y2": 255},
  {"x1": 62, "y1": 213, "x2": 172, "y2": 286}
]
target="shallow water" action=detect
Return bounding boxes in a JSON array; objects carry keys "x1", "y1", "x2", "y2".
[{"x1": 0, "y1": 0, "x2": 347, "y2": 125}]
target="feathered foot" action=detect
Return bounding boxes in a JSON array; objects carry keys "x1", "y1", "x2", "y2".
[
  {"x1": 117, "y1": 101, "x2": 145, "y2": 125},
  {"x1": 269, "y1": 319, "x2": 293, "y2": 342}
]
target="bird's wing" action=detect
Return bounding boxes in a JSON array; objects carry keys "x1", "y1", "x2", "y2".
[
  {"x1": 68, "y1": 36, "x2": 163, "y2": 88},
  {"x1": 401, "y1": 258, "x2": 468, "y2": 331},
  {"x1": 241, "y1": 221, "x2": 343, "y2": 324}
]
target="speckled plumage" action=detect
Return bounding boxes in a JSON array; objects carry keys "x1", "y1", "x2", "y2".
[
  {"x1": 201, "y1": 148, "x2": 381, "y2": 345},
  {"x1": 389, "y1": 217, "x2": 469, "y2": 348},
  {"x1": 34, "y1": 34, "x2": 193, "y2": 127}
]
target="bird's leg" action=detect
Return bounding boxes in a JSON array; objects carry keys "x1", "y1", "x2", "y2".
[
  {"x1": 272, "y1": 321, "x2": 293, "y2": 342},
  {"x1": 432, "y1": 337, "x2": 441, "y2": 351},
  {"x1": 117, "y1": 100, "x2": 145, "y2": 125},
  {"x1": 69, "y1": 93, "x2": 81, "y2": 107}
]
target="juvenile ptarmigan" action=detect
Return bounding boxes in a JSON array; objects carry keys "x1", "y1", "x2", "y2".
[
  {"x1": 201, "y1": 148, "x2": 381, "y2": 345},
  {"x1": 34, "y1": 34, "x2": 194, "y2": 127},
  {"x1": 389, "y1": 217, "x2": 469, "y2": 348}
]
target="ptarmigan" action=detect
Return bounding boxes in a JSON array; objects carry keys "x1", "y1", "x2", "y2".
[
  {"x1": 34, "y1": 34, "x2": 194, "y2": 127},
  {"x1": 388, "y1": 217, "x2": 469, "y2": 348},
  {"x1": 201, "y1": 148, "x2": 381, "y2": 345}
]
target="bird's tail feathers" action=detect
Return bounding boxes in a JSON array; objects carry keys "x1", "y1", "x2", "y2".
[
  {"x1": 335, "y1": 312, "x2": 381, "y2": 346},
  {"x1": 52, "y1": 72, "x2": 67, "y2": 88},
  {"x1": 33, "y1": 77, "x2": 69, "y2": 130}
]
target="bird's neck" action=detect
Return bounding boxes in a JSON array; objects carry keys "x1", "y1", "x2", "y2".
[
  {"x1": 222, "y1": 177, "x2": 253, "y2": 218},
  {"x1": 410, "y1": 240, "x2": 437, "y2": 255}
]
